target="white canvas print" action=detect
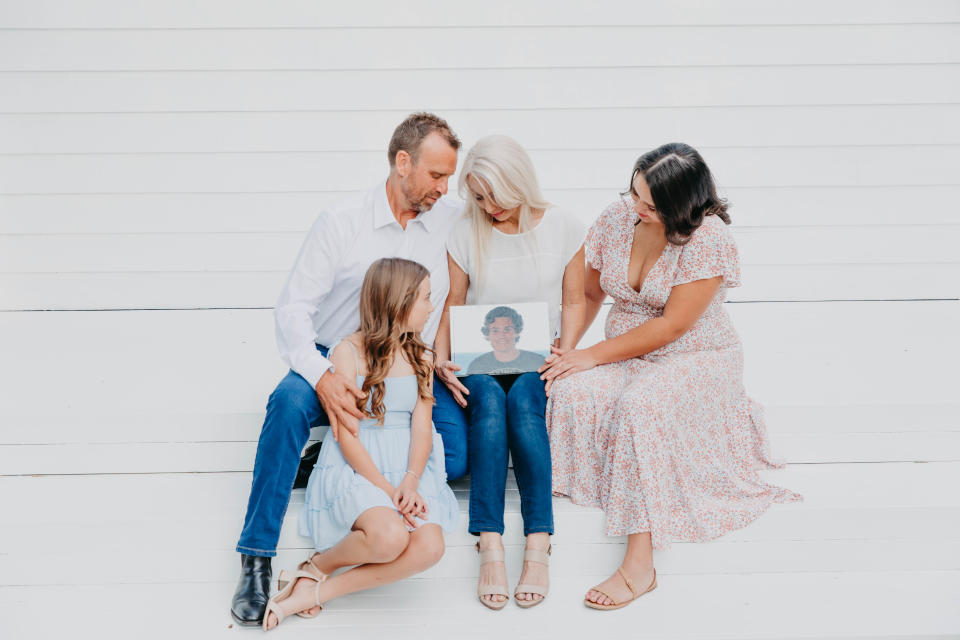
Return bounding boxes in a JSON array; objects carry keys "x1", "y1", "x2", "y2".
[{"x1": 449, "y1": 302, "x2": 551, "y2": 376}]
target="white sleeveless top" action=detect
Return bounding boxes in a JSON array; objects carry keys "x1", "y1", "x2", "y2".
[{"x1": 446, "y1": 207, "x2": 586, "y2": 338}]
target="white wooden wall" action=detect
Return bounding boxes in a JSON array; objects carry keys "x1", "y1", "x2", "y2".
[
  {"x1": 1, "y1": 0, "x2": 958, "y2": 311},
  {"x1": 2, "y1": 3, "x2": 960, "y2": 637}
]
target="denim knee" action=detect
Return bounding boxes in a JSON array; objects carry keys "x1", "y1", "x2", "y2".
[
  {"x1": 463, "y1": 373, "x2": 505, "y2": 401},
  {"x1": 268, "y1": 372, "x2": 319, "y2": 416},
  {"x1": 445, "y1": 448, "x2": 469, "y2": 481},
  {"x1": 505, "y1": 372, "x2": 547, "y2": 418},
  {"x1": 265, "y1": 372, "x2": 320, "y2": 441},
  {"x1": 463, "y1": 375, "x2": 508, "y2": 443}
]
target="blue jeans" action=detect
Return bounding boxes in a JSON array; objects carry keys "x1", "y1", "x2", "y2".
[
  {"x1": 463, "y1": 372, "x2": 553, "y2": 537},
  {"x1": 236, "y1": 345, "x2": 469, "y2": 557}
]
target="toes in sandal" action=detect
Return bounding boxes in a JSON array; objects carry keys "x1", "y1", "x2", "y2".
[
  {"x1": 584, "y1": 568, "x2": 657, "y2": 611},
  {"x1": 476, "y1": 542, "x2": 510, "y2": 611},
  {"x1": 262, "y1": 568, "x2": 328, "y2": 631},
  {"x1": 514, "y1": 544, "x2": 551, "y2": 608},
  {"x1": 277, "y1": 555, "x2": 328, "y2": 619}
]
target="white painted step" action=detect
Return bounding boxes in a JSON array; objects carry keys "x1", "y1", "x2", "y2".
[
  {"x1": 2, "y1": 572, "x2": 958, "y2": 639},
  {"x1": 3, "y1": 427, "x2": 958, "y2": 475},
  {"x1": 3, "y1": 463, "x2": 959, "y2": 586}
]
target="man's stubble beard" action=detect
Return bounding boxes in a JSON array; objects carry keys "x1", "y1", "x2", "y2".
[{"x1": 401, "y1": 180, "x2": 437, "y2": 214}]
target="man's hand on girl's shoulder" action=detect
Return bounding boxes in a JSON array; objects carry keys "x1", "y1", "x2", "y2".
[{"x1": 314, "y1": 370, "x2": 366, "y2": 441}]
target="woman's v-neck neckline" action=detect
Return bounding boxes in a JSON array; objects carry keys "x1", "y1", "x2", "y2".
[{"x1": 624, "y1": 223, "x2": 668, "y2": 295}]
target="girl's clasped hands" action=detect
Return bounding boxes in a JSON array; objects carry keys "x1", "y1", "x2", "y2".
[{"x1": 392, "y1": 471, "x2": 429, "y2": 528}]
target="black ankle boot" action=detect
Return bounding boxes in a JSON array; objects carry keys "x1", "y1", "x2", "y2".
[
  {"x1": 293, "y1": 442, "x2": 322, "y2": 489},
  {"x1": 230, "y1": 554, "x2": 272, "y2": 626}
]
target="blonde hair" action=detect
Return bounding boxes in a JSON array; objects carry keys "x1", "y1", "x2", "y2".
[
  {"x1": 457, "y1": 135, "x2": 551, "y2": 285},
  {"x1": 356, "y1": 258, "x2": 434, "y2": 424}
]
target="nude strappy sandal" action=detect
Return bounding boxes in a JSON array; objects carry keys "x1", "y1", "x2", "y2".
[
  {"x1": 514, "y1": 545, "x2": 551, "y2": 608},
  {"x1": 262, "y1": 568, "x2": 327, "y2": 631},
  {"x1": 584, "y1": 568, "x2": 657, "y2": 611},
  {"x1": 476, "y1": 542, "x2": 510, "y2": 611},
  {"x1": 277, "y1": 554, "x2": 328, "y2": 619}
]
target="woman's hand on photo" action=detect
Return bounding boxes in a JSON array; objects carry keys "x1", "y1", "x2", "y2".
[
  {"x1": 436, "y1": 360, "x2": 469, "y2": 407},
  {"x1": 539, "y1": 347, "x2": 597, "y2": 393},
  {"x1": 539, "y1": 346, "x2": 569, "y2": 396}
]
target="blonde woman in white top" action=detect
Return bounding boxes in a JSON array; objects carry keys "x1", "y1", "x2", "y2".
[{"x1": 434, "y1": 135, "x2": 587, "y2": 609}]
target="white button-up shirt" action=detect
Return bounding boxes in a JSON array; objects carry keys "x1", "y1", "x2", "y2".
[{"x1": 275, "y1": 181, "x2": 463, "y2": 389}]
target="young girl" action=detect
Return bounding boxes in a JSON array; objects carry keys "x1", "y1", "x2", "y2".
[{"x1": 263, "y1": 258, "x2": 460, "y2": 630}]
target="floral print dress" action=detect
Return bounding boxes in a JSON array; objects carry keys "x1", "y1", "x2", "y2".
[{"x1": 546, "y1": 201, "x2": 801, "y2": 548}]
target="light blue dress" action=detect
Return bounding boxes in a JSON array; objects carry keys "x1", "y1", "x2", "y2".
[{"x1": 299, "y1": 340, "x2": 460, "y2": 551}]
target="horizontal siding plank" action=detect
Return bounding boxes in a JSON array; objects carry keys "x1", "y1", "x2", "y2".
[
  {"x1": 2, "y1": 507, "x2": 958, "y2": 561},
  {"x1": 7, "y1": 464, "x2": 955, "y2": 523},
  {"x1": 3, "y1": 66, "x2": 958, "y2": 113},
  {"x1": 3, "y1": 147, "x2": 958, "y2": 194},
  {"x1": 3, "y1": 25, "x2": 958, "y2": 71},
  {"x1": 0, "y1": 473, "x2": 956, "y2": 549},
  {"x1": 0, "y1": 303, "x2": 953, "y2": 415},
  {"x1": 4, "y1": 405, "x2": 956, "y2": 446},
  {"x1": 3, "y1": 186, "x2": 958, "y2": 233},
  {"x1": 3, "y1": 430, "x2": 957, "y2": 474},
  {"x1": 2, "y1": 265, "x2": 957, "y2": 310},
  {"x1": 4, "y1": 105, "x2": 959, "y2": 154},
  {"x1": 4, "y1": 499, "x2": 957, "y2": 551},
  {"x1": 3, "y1": 226, "x2": 957, "y2": 273},
  {"x1": 3, "y1": 469, "x2": 958, "y2": 546},
  {"x1": 2, "y1": 0, "x2": 958, "y2": 28}
]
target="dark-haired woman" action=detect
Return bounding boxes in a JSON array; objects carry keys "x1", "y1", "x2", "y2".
[{"x1": 540, "y1": 143, "x2": 801, "y2": 610}]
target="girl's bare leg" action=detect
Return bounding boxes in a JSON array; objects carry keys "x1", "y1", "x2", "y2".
[
  {"x1": 585, "y1": 532, "x2": 656, "y2": 606},
  {"x1": 264, "y1": 507, "x2": 414, "y2": 629},
  {"x1": 310, "y1": 507, "x2": 410, "y2": 574},
  {"x1": 265, "y1": 517, "x2": 446, "y2": 628},
  {"x1": 312, "y1": 523, "x2": 445, "y2": 603}
]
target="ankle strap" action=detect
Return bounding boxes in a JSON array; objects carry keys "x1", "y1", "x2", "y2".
[
  {"x1": 475, "y1": 541, "x2": 505, "y2": 564},
  {"x1": 616, "y1": 567, "x2": 639, "y2": 599},
  {"x1": 523, "y1": 545, "x2": 552, "y2": 565}
]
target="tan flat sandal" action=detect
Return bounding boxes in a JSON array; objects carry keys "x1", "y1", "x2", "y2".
[
  {"x1": 514, "y1": 545, "x2": 551, "y2": 608},
  {"x1": 584, "y1": 568, "x2": 657, "y2": 611},
  {"x1": 262, "y1": 568, "x2": 327, "y2": 631},
  {"x1": 277, "y1": 554, "x2": 328, "y2": 619},
  {"x1": 476, "y1": 542, "x2": 510, "y2": 611}
]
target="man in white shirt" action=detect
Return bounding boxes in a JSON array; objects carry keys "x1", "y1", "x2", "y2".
[{"x1": 231, "y1": 113, "x2": 469, "y2": 626}]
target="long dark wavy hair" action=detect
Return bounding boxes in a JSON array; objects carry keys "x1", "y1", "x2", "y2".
[
  {"x1": 356, "y1": 258, "x2": 434, "y2": 424},
  {"x1": 627, "y1": 142, "x2": 731, "y2": 245}
]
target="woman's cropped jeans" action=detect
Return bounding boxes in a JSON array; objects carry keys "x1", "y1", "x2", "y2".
[{"x1": 463, "y1": 372, "x2": 554, "y2": 537}]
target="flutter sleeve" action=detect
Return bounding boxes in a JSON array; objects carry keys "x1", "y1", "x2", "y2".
[
  {"x1": 585, "y1": 201, "x2": 624, "y2": 272},
  {"x1": 673, "y1": 215, "x2": 741, "y2": 288}
]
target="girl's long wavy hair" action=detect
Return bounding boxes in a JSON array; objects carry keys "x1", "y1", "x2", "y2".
[
  {"x1": 628, "y1": 142, "x2": 731, "y2": 245},
  {"x1": 356, "y1": 258, "x2": 434, "y2": 424}
]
